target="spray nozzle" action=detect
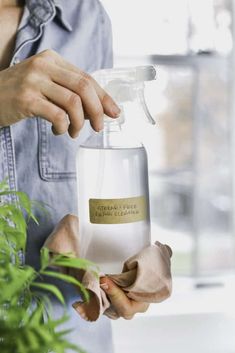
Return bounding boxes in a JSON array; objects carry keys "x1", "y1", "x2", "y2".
[{"x1": 92, "y1": 66, "x2": 156, "y2": 126}]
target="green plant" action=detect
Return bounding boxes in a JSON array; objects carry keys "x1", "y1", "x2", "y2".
[{"x1": 0, "y1": 180, "x2": 95, "y2": 353}]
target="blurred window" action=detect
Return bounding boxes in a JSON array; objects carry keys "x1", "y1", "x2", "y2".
[
  {"x1": 101, "y1": 0, "x2": 235, "y2": 276},
  {"x1": 102, "y1": 0, "x2": 232, "y2": 56}
]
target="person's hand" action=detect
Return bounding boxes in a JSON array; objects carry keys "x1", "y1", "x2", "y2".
[
  {"x1": 100, "y1": 277, "x2": 149, "y2": 320},
  {"x1": 0, "y1": 49, "x2": 120, "y2": 137}
]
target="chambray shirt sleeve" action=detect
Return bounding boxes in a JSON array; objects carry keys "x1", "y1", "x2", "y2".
[{"x1": 100, "y1": 4, "x2": 113, "y2": 69}]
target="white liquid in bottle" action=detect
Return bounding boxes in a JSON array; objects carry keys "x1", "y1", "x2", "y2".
[{"x1": 77, "y1": 146, "x2": 150, "y2": 274}]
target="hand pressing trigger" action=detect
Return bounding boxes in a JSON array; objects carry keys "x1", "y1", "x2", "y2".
[{"x1": 0, "y1": 49, "x2": 121, "y2": 137}]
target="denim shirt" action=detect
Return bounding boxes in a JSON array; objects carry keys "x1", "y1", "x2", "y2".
[{"x1": 0, "y1": 1, "x2": 114, "y2": 352}]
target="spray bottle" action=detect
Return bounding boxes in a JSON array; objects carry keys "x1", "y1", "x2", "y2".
[{"x1": 76, "y1": 66, "x2": 156, "y2": 274}]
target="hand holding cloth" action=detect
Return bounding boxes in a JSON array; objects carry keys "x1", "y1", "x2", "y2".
[{"x1": 43, "y1": 215, "x2": 172, "y2": 321}]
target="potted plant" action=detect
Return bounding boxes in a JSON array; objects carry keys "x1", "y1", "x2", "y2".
[{"x1": 0, "y1": 180, "x2": 93, "y2": 353}]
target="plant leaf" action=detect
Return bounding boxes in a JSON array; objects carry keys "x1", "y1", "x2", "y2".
[
  {"x1": 51, "y1": 255, "x2": 99, "y2": 274},
  {"x1": 40, "y1": 247, "x2": 50, "y2": 270},
  {"x1": 41, "y1": 270, "x2": 89, "y2": 301},
  {"x1": 31, "y1": 282, "x2": 65, "y2": 305}
]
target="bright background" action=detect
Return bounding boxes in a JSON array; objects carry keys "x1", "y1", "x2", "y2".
[{"x1": 100, "y1": 1, "x2": 235, "y2": 352}]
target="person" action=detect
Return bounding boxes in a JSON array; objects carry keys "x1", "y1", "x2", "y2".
[{"x1": 0, "y1": 1, "x2": 149, "y2": 352}]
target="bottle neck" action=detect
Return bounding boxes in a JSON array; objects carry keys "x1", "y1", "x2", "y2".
[
  {"x1": 81, "y1": 112, "x2": 143, "y2": 149},
  {"x1": 104, "y1": 120, "x2": 122, "y2": 132},
  {"x1": 103, "y1": 121, "x2": 122, "y2": 148}
]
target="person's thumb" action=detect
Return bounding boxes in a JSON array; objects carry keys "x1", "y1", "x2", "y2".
[{"x1": 100, "y1": 277, "x2": 131, "y2": 315}]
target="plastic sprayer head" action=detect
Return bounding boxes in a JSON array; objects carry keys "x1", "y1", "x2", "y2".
[
  {"x1": 92, "y1": 66, "x2": 157, "y2": 125},
  {"x1": 93, "y1": 66, "x2": 156, "y2": 85}
]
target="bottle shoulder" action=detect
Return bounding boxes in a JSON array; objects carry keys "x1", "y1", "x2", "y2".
[{"x1": 80, "y1": 127, "x2": 143, "y2": 149}]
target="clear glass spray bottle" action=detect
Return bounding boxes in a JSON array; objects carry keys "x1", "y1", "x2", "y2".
[{"x1": 76, "y1": 66, "x2": 156, "y2": 274}]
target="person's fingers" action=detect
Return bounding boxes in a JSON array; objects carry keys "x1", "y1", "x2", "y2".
[
  {"x1": 48, "y1": 64, "x2": 104, "y2": 131},
  {"x1": 42, "y1": 82, "x2": 84, "y2": 138},
  {"x1": 100, "y1": 277, "x2": 132, "y2": 319},
  {"x1": 129, "y1": 301, "x2": 150, "y2": 314},
  {"x1": 88, "y1": 76, "x2": 121, "y2": 118},
  {"x1": 41, "y1": 51, "x2": 121, "y2": 119},
  {"x1": 30, "y1": 97, "x2": 69, "y2": 135},
  {"x1": 100, "y1": 277, "x2": 149, "y2": 320}
]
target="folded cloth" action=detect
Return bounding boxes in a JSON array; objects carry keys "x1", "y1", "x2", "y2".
[{"x1": 43, "y1": 215, "x2": 172, "y2": 322}]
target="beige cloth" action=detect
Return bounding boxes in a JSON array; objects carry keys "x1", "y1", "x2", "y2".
[{"x1": 43, "y1": 215, "x2": 172, "y2": 322}]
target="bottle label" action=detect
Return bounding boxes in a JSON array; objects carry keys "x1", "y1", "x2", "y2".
[{"x1": 89, "y1": 196, "x2": 147, "y2": 224}]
